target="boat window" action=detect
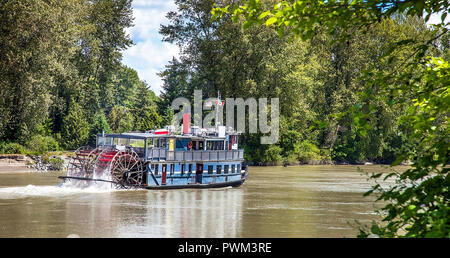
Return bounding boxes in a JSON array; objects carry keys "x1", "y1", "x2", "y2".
[
  {"x1": 119, "y1": 138, "x2": 128, "y2": 146},
  {"x1": 155, "y1": 138, "x2": 165, "y2": 148},
  {"x1": 97, "y1": 136, "x2": 104, "y2": 146},
  {"x1": 154, "y1": 164, "x2": 159, "y2": 175},
  {"x1": 113, "y1": 138, "x2": 128, "y2": 146},
  {"x1": 130, "y1": 139, "x2": 145, "y2": 148},
  {"x1": 208, "y1": 165, "x2": 213, "y2": 174},
  {"x1": 104, "y1": 137, "x2": 113, "y2": 145},
  {"x1": 237, "y1": 164, "x2": 241, "y2": 172},
  {"x1": 217, "y1": 165, "x2": 222, "y2": 174},
  {"x1": 188, "y1": 164, "x2": 192, "y2": 173},
  {"x1": 199, "y1": 141, "x2": 204, "y2": 150},
  {"x1": 231, "y1": 164, "x2": 235, "y2": 173},
  {"x1": 170, "y1": 164, "x2": 174, "y2": 175},
  {"x1": 181, "y1": 164, "x2": 185, "y2": 175},
  {"x1": 224, "y1": 165, "x2": 229, "y2": 174},
  {"x1": 206, "y1": 141, "x2": 222, "y2": 150}
]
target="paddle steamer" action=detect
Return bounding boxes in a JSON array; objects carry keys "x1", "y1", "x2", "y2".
[{"x1": 59, "y1": 114, "x2": 248, "y2": 189}]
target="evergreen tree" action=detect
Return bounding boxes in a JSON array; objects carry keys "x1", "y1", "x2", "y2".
[
  {"x1": 88, "y1": 112, "x2": 112, "y2": 146},
  {"x1": 61, "y1": 101, "x2": 89, "y2": 150},
  {"x1": 132, "y1": 83, "x2": 162, "y2": 132}
]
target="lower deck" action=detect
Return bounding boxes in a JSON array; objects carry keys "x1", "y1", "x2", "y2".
[
  {"x1": 145, "y1": 161, "x2": 246, "y2": 187},
  {"x1": 144, "y1": 177, "x2": 245, "y2": 190}
]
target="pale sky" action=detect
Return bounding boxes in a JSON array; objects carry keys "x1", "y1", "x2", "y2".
[{"x1": 122, "y1": 0, "x2": 180, "y2": 96}]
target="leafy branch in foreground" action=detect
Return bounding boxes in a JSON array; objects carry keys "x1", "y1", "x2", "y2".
[
  {"x1": 213, "y1": 0, "x2": 449, "y2": 237},
  {"x1": 363, "y1": 57, "x2": 449, "y2": 238}
]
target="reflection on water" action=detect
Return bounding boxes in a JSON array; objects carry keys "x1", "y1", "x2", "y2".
[
  {"x1": 62, "y1": 188, "x2": 244, "y2": 238},
  {"x1": 0, "y1": 165, "x2": 402, "y2": 237}
]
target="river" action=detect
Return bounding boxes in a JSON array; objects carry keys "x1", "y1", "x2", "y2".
[{"x1": 0, "y1": 165, "x2": 400, "y2": 238}]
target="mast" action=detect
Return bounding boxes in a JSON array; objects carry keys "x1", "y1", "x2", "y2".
[{"x1": 216, "y1": 91, "x2": 221, "y2": 129}]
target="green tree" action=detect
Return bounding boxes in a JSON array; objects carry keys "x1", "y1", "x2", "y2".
[
  {"x1": 74, "y1": 0, "x2": 134, "y2": 119},
  {"x1": 158, "y1": 58, "x2": 191, "y2": 114},
  {"x1": 61, "y1": 101, "x2": 89, "y2": 150},
  {"x1": 118, "y1": 111, "x2": 135, "y2": 133},
  {"x1": 0, "y1": 0, "x2": 83, "y2": 143},
  {"x1": 88, "y1": 112, "x2": 112, "y2": 146},
  {"x1": 108, "y1": 105, "x2": 127, "y2": 133},
  {"x1": 132, "y1": 83, "x2": 162, "y2": 132}
]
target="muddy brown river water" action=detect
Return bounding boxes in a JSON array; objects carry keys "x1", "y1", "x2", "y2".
[{"x1": 0, "y1": 165, "x2": 401, "y2": 238}]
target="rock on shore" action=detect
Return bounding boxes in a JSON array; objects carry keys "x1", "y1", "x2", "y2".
[{"x1": 0, "y1": 154, "x2": 69, "y2": 173}]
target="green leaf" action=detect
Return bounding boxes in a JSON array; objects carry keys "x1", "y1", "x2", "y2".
[
  {"x1": 277, "y1": 26, "x2": 284, "y2": 37},
  {"x1": 258, "y1": 11, "x2": 271, "y2": 20},
  {"x1": 363, "y1": 189, "x2": 374, "y2": 197},
  {"x1": 358, "y1": 129, "x2": 367, "y2": 136},
  {"x1": 371, "y1": 173, "x2": 383, "y2": 179},
  {"x1": 265, "y1": 17, "x2": 278, "y2": 26},
  {"x1": 441, "y1": 12, "x2": 447, "y2": 23},
  {"x1": 391, "y1": 155, "x2": 406, "y2": 166},
  {"x1": 414, "y1": 0, "x2": 425, "y2": 15},
  {"x1": 370, "y1": 224, "x2": 381, "y2": 235},
  {"x1": 407, "y1": 204, "x2": 416, "y2": 210}
]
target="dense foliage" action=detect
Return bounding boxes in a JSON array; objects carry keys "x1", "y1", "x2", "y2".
[
  {"x1": 159, "y1": 0, "x2": 447, "y2": 166},
  {"x1": 211, "y1": 0, "x2": 449, "y2": 237},
  {"x1": 0, "y1": 0, "x2": 162, "y2": 153}
]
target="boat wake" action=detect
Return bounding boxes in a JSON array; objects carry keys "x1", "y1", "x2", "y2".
[{"x1": 0, "y1": 184, "x2": 115, "y2": 199}]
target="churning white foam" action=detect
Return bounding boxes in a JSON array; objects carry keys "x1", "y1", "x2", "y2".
[{"x1": 0, "y1": 183, "x2": 116, "y2": 199}]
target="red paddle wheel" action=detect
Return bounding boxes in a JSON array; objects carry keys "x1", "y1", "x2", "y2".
[
  {"x1": 93, "y1": 147, "x2": 119, "y2": 179},
  {"x1": 64, "y1": 146, "x2": 145, "y2": 189},
  {"x1": 109, "y1": 149, "x2": 144, "y2": 188},
  {"x1": 65, "y1": 146, "x2": 101, "y2": 187},
  {"x1": 67, "y1": 146, "x2": 101, "y2": 178}
]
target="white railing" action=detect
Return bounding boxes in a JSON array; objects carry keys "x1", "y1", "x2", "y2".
[{"x1": 147, "y1": 148, "x2": 244, "y2": 162}]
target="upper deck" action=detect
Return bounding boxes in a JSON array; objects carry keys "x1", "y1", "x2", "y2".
[{"x1": 96, "y1": 126, "x2": 244, "y2": 163}]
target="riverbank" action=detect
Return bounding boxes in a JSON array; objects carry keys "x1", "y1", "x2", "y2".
[
  {"x1": 0, "y1": 154, "x2": 70, "y2": 173},
  {"x1": 248, "y1": 160, "x2": 410, "y2": 166},
  {"x1": 0, "y1": 154, "x2": 35, "y2": 173}
]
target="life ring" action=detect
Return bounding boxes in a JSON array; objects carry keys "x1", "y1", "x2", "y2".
[{"x1": 187, "y1": 141, "x2": 193, "y2": 150}]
